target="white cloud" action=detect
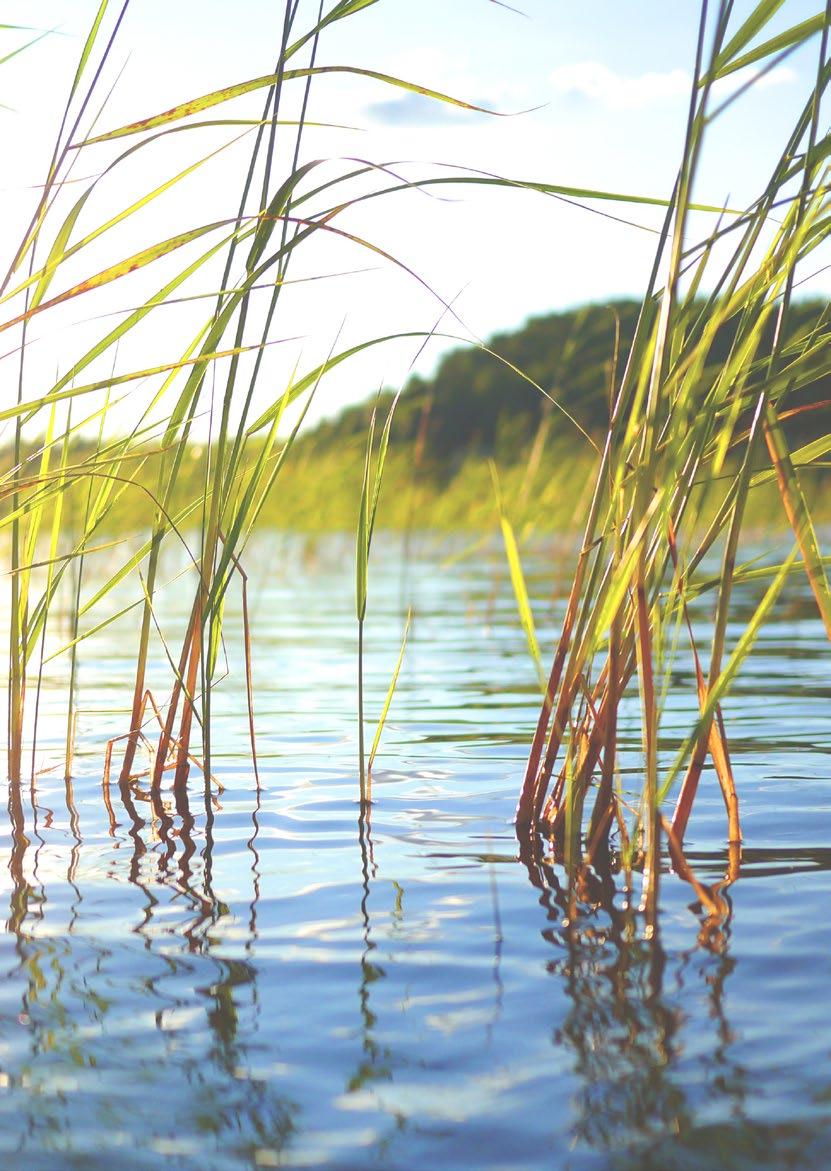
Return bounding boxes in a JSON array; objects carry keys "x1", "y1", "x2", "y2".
[
  {"x1": 550, "y1": 62, "x2": 690, "y2": 110},
  {"x1": 713, "y1": 63, "x2": 796, "y2": 99},
  {"x1": 550, "y1": 61, "x2": 795, "y2": 111}
]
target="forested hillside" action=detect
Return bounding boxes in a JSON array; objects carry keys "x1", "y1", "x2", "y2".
[
  {"x1": 3, "y1": 299, "x2": 828, "y2": 533},
  {"x1": 309, "y1": 297, "x2": 831, "y2": 462}
]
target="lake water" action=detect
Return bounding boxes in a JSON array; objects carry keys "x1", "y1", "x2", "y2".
[{"x1": 1, "y1": 531, "x2": 830, "y2": 1170}]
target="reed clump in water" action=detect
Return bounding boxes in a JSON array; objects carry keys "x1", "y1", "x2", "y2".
[
  {"x1": 516, "y1": 2, "x2": 831, "y2": 923},
  {"x1": 0, "y1": 1, "x2": 515, "y2": 789}
]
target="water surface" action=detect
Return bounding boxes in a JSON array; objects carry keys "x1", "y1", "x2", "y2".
[{"x1": 1, "y1": 532, "x2": 830, "y2": 1169}]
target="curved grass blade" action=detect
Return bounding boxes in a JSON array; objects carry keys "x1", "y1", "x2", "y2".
[
  {"x1": 76, "y1": 65, "x2": 501, "y2": 147},
  {"x1": 491, "y1": 461, "x2": 545, "y2": 690},
  {"x1": 367, "y1": 607, "x2": 413, "y2": 790}
]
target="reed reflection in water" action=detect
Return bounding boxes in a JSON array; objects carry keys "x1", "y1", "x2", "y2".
[
  {"x1": 2, "y1": 769, "x2": 299, "y2": 1169},
  {"x1": 521, "y1": 842, "x2": 831, "y2": 1170}
]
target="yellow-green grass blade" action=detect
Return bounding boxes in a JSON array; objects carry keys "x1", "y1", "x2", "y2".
[
  {"x1": 0, "y1": 218, "x2": 236, "y2": 339},
  {"x1": 246, "y1": 159, "x2": 322, "y2": 272},
  {"x1": 367, "y1": 607, "x2": 412, "y2": 779},
  {"x1": 689, "y1": 554, "x2": 831, "y2": 597},
  {"x1": 709, "y1": 12, "x2": 828, "y2": 80},
  {"x1": 491, "y1": 462, "x2": 545, "y2": 690},
  {"x1": 26, "y1": 233, "x2": 233, "y2": 419},
  {"x1": 0, "y1": 416, "x2": 167, "y2": 527},
  {"x1": 713, "y1": 0, "x2": 788, "y2": 74},
  {"x1": 248, "y1": 334, "x2": 426, "y2": 434},
  {"x1": 247, "y1": 328, "x2": 596, "y2": 445},
  {"x1": 15, "y1": 112, "x2": 359, "y2": 305},
  {"x1": 9, "y1": 536, "x2": 134, "y2": 577},
  {"x1": 235, "y1": 366, "x2": 325, "y2": 563},
  {"x1": 44, "y1": 576, "x2": 186, "y2": 666},
  {"x1": 285, "y1": 0, "x2": 380, "y2": 62},
  {"x1": 299, "y1": 163, "x2": 743, "y2": 224},
  {"x1": 368, "y1": 392, "x2": 399, "y2": 544},
  {"x1": 356, "y1": 411, "x2": 376, "y2": 623},
  {"x1": 77, "y1": 497, "x2": 204, "y2": 620},
  {"x1": 207, "y1": 408, "x2": 287, "y2": 615},
  {"x1": 67, "y1": 0, "x2": 111, "y2": 102},
  {"x1": 580, "y1": 488, "x2": 666, "y2": 655},
  {"x1": 207, "y1": 594, "x2": 226, "y2": 681},
  {"x1": 17, "y1": 131, "x2": 250, "y2": 311},
  {"x1": 0, "y1": 27, "x2": 53, "y2": 67},
  {"x1": 750, "y1": 431, "x2": 831, "y2": 483},
  {"x1": 75, "y1": 65, "x2": 502, "y2": 147},
  {"x1": 16, "y1": 404, "x2": 58, "y2": 649},
  {"x1": 764, "y1": 401, "x2": 831, "y2": 638},
  {"x1": 2, "y1": 0, "x2": 122, "y2": 290},
  {"x1": 159, "y1": 218, "x2": 323, "y2": 444},
  {"x1": 660, "y1": 545, "x2": 800, "y2": 801},
  {"x1": 0, "y1": 336, "x2": 293, "y2": 425},
  {"x1": 212, "y1": 360, "x2": 316, "y2": 581}
]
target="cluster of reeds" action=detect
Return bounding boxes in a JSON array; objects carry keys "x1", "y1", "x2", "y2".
[
  {"x1": 1, "y1": 1, "x2": 501, "y2": 791},
  {"x1": 516, "y1": 1, "x2": 831, "y2": 922}
]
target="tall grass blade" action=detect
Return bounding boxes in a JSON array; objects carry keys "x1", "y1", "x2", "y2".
[{"x1": 367, "y1": 607, "x2": 413, "y2": 798}]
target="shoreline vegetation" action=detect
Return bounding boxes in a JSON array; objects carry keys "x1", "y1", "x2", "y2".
[{"x1": 3, "y1": 299, "x2": 830, "y2": 536}]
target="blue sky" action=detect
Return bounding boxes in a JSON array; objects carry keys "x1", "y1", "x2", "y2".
[{"x1": 1, "y1": 1, "x2": 828, "y2": 433}]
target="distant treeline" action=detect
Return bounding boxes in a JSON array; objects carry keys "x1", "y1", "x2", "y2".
[
  {"x1": 3, "y1": 298, "x2": 829, "y2": 534},
  {"x1": 310, "y1": 298, "x2": 831, "y2": 462}
]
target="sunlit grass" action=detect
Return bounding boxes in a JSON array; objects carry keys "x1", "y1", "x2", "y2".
[
  {"x1": 514, "y1": 1, "x2": 831, "y2": 932},
  {"x1": 0, "y1": 0, "x2": 517, "y2": 789}
]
